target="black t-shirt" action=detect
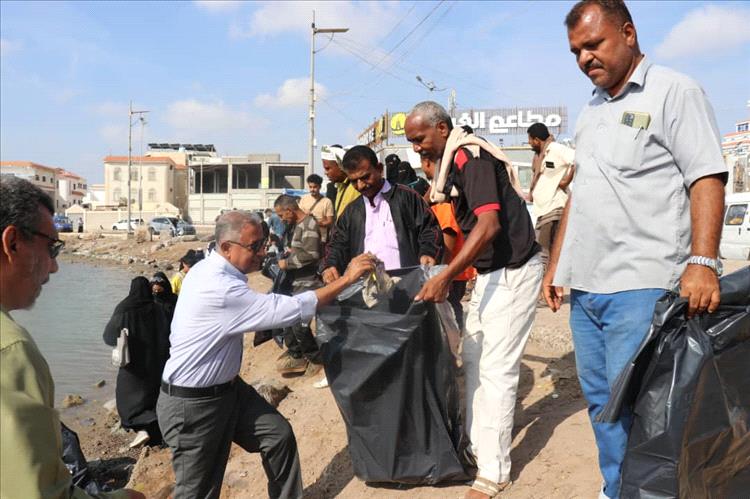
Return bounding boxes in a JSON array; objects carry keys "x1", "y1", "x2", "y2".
[{"x1": 449, "y1": 146, "x2": 539, "y2": 273}]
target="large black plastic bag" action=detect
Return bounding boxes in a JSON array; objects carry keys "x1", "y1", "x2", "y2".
[
  {"x1": 598, "y1": 266, "x2": 750, "y2": 498},
  {"x1": 315, "y1": 266, "x2": 470, "y2": 484},
  {"x1": 61, "y1": 423, "x2": 110, "y2": 494}
]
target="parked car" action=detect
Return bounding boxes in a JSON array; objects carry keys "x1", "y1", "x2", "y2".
[
  {"x1": 149, "y1": 217, "x2": 195, "y2": 236},
  {"x1": 720, "y1": 192, "x2": 750, "y2": 260},
  {"x1": 112, "y1": 218, "x2": 144, "y2": 231},
  {"x1": 53, "y1": 215, "x2": 73, "y2": 233}
]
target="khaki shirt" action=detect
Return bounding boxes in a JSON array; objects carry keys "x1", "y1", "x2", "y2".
[
  {"x1": 299, "y1": 194, "x2": 334, "y2": 242},
  {"x1": 0, "y1": 310, "x2": 127, "y2": 499},
  {"x1": 532, "y1": 141, "x2": 574, "y2": 218}
]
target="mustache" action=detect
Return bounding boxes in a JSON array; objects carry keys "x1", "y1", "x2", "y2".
[{"x1": 584, "y1": 60, "x2": 604, "y2": 72}]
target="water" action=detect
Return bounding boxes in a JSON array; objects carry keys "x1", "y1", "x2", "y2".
[{"x1": 13, "y1": 261, "x2": 135, "y2": 405}]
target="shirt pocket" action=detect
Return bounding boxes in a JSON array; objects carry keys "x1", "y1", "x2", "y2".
[{"x1": 598, "y1": 123, "x2": 646, "y2": 172}]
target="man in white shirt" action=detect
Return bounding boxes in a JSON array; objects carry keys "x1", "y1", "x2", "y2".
[
  {"x1": 298, "y1": 173, "x2": 334, "y2": 243},
  {"x1": 527, "y1": 122, "x2": 575, "y2": 268},
  {"x1": 157, "y1": 210, "x2": 375, "y2": 499}
]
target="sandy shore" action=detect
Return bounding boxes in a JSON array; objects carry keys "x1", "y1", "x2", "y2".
[{"x1": 57, "y1": 236, "x2": 748, "y2": 497}]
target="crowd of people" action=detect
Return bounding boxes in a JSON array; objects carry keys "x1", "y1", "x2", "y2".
[{"x1": 0, "y1": 1, "x2": 732, "y2": 498}]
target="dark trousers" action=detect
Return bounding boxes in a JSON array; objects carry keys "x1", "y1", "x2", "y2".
[
  {"x1": 536, "y1": 219, "x2": 560, "y2": 270},
  {"x1": 157, "y1": 378, "x2": 303, "y2": 499},
  {"x1": 447, "y1": 280, "x2": 468, "y2": 330},
  {"x1": 283, "y1": 324, "x2": 318, "y2": 359}
]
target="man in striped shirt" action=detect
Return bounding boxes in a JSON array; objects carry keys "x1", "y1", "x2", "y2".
[{"x1": 275, "y1": 195, "x2": 322, "y2": 374}]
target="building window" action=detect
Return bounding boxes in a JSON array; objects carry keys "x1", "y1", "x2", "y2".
[
  {"x1": 113, "y1": 188, "x2": 121, "y2": 203},
  {"x1": 113, "y1": 167, "x2": 121, "y2": 181},
  {"x1": 148, "y1": 188, "x2": 157, "y2": 202},
  {"x1": 148, "y1": 167, "x2": 156, "y2": 181},
  {"x1": 130, "y1": 169, "x2": 138, "y2": 181},
  {"x1": 738, "y1": 123, "x2": 749, "y2": 132},
  {"x1": 42, "y1": 175, "x2": 46, "y2": 182},
  {"x1": 35, "y1": 175, "x2": 39, "y2": 181}
]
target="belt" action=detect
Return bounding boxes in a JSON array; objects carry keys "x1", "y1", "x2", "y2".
[{"x1": 160, "y1": 378, "x2": 236, "y2": 398}]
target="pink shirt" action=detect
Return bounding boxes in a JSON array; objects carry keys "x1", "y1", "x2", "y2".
[{"x1": 363, "y1": 180, "x2": 401, "y2": 270}]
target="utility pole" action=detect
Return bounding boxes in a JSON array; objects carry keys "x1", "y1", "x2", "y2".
[
  {"x1": 127, "y1": 101, "x2": 149, "y2": 235},
  {"x1": 449, "y1": 89, "x2": 457, "y2": 118},
  {"x1": 309, "y1": 11, "x2": 348, "y2": 176}
]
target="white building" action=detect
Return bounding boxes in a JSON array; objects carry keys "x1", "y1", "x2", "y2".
[
  {"x1": 103, "y1": 155, "x2": 185, "y2": 214},
  {"x1": 723, "y1": 119, "x2": 750, "y2": 194},
  {"x1": 56, "y1": 168, "x2": 88, "y2": 212}
]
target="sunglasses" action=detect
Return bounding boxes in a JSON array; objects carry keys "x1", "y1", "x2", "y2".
[
  {"x1": 28, "y1": 230, "x2": 65, "y2": 259},
  {"x1": 227, "y1": 237, "x2": 267, "y2": 254}
]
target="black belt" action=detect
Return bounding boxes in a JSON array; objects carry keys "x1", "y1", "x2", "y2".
[{"x1": 161, "y1": 378, "x2": 236, "y2": 398}]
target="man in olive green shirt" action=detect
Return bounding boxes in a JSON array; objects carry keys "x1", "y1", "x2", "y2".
[{"x1": 0, "y1": 176, "x2": 143, "y2": 499}]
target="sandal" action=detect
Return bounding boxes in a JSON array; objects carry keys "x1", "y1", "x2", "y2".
[{"x1": 469, "y1": 477, "x2": 511, "y2": 498}]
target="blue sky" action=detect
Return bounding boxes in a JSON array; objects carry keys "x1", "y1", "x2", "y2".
[{"x1": 2, "y1": 0, "x2": 748, "y2": 183}]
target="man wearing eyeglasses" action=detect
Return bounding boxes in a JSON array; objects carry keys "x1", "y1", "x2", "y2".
[
  {"x1": 1, "y1": 176, "x2": 144, "y2": 499},
  {"x1": 157, "y1": 210, "x2": 376, "y2": 499}
]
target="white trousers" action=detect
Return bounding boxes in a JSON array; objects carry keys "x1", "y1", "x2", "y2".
[{"x1": 462, "y1": 254, "x2": 542, "y2": 483}]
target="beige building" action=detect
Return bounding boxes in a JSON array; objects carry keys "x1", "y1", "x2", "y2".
[
  {"x1": 187, "y1": 153, "x2": 307, "y2": 223},
  {"x1": 103, "y1": 155, "x2": 186, "y2": 214},
  {"x1": 0, "y1": 160, "x2": 59, "y2": 208},
  {"x1": 722, "y1": 118, "x2": 750, "y2": 194}
]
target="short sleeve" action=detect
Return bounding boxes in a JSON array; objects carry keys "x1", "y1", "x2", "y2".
[
  {"x1": 457, "y1": 150, "x2": 501, "y2": 215},
  {"x1": 322, "y1": 198, "x2": 334, "y2": 218},
  {"x1": 667, "y1": 88, "x2": 728, "y2": 188}
]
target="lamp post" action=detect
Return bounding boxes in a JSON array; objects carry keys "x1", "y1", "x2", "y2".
[
  {"x1": 309, "y1": 11, "x2": 348, "y2": 176},
  {"x1": 127, "y1": 101, "x2": 149, "y2": 235},
  {"x1": 138, "y1": 116, "x2": 147, "y2": 225}
]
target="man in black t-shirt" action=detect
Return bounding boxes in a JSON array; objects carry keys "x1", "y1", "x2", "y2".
[{"x1": 406, "y1": 101, "x2": 542, "y2": 499}]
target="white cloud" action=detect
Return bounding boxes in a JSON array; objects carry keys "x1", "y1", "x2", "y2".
[
  {"x1": 194, "y1": 0, "x2": 243, "y2": 12},
  {"x1": 0, "y1": 38, "x2": 23, "y2": 57},
  {"x1": 99, "y1": 124, "x2": 128, "y2": 148},
  {"x1": 655, "y1": 5, "x2": 750, "y2": 60},
  {"x1": 254, "y1": 78, "x2": 327, "y2": 108},
  {"x1": 164, "y1": 99, "x2": 266, "y2": 138},
  {"x1": 232, "y1": 1, "x2": 402, "y2": 46}
]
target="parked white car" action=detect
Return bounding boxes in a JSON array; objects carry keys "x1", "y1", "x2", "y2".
[
  {"x1": 111, "y1": 218, "x2": 144, "y2": 231},
  {"x1": 720, "y1": 192, "x2": 750, "y2": 261}
]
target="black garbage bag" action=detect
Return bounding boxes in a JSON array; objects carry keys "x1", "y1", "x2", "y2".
[
  {"x1": 316, "y1": 266, "x2": 471, "y2": 485},
  {"x1": 61, "y1": 422, "x2": 110, "y2": 494},
  {"x1": 254, "y1": 256, "x2": 293, "y2": 347},
  {"x1": 598, "y1": 266, "x2": 750, "y2": 498}
]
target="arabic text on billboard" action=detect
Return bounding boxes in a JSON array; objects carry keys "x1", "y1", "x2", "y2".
[{"x1": 452, "y1": 107, "x2": 567, "y2": 136}]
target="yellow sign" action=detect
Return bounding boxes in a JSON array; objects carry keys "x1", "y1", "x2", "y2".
[{"x1": 390, "y1": 112, "x2": 407, "y2": 136}]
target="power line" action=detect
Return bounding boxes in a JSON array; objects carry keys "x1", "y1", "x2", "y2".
[
  {"x1": 379, "y1": 1, "x2": 419, "y2": 45},
  {"x1": 370, "y1": 0, "x2": 445, "y2": 73}
]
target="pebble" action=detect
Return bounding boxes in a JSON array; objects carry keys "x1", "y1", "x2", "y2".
[
  {"x1": 62, "y1": 394, "x2": 85, "y2": 408},
  {"x1": 103, "y1": 399, "x2": 117, "y2": 414},
  {"x1": 93, "y1": 379, "x2": 106, "y2": 388}
]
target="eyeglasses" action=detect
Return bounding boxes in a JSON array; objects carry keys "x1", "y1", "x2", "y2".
[
  {"x1": 28, "y1": 230, "x2": 65, "y2": 259},
  {"x1": 227, "y1": 237, "x2": 267, "y2": 254}
]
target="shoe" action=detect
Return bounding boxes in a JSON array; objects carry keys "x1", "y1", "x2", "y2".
[
  {"x1": 312, "y1": 375, "x2": 329, "y2": 389},
  {"x1": 277, "y1": 353, "x2": 309, "y2": 375},
  {"x1": 129, "y1": 430, "x2": 150, "y2": 448}
]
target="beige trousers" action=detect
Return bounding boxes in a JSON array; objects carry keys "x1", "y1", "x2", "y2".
[{"x1": 462, "y1": 253, "x2": 542, "y2": 483}]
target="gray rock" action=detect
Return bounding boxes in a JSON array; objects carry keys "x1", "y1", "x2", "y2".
[
  {"x1": 151, "y1": 242, "x2": 164, "y2": 252},
  {"x1": 179, "y1": 235, "x2": 198, "y2": 242},
  {"x1": 93, "y1": 379, "x2": 106, "y2": 388}
]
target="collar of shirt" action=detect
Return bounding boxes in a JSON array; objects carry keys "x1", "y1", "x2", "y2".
[
  {"x1": 593, "y1": 55, "x2": 652, "y2": 102},
  {"x1": 208, "y1": 249, "x2": 247, "y2": 283},
  {"x1": 365, "y1": 179, "x2": 392, "y2": 207}
]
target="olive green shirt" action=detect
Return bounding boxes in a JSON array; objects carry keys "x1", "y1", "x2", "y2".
[{"x1": 0, "y1": 310, "x2": 127, "y2": 499}]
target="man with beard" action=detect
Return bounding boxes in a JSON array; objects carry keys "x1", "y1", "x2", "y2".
[{"x1": 405, "y1": 101, "x2": 542, "y2": 499}]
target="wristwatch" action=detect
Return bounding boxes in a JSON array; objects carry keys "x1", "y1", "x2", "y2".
[{"x1": 687, "y1": 256, "x2": 723, "y2": 276}]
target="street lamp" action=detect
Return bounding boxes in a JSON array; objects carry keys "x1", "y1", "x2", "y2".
[
  {"x1": 127, "y1": 101, "x2": 149, "y2": 235},
  {"x1": 138, "y1": 116, "x2": 147, "y2": 225},
  {"x1": 309, "y1": 11, "x2": 348, "y2": 176}
]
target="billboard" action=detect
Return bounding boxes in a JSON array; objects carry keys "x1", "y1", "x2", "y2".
[{"x1": 387, "y1": 106, "x2": 567, "y2": 137}]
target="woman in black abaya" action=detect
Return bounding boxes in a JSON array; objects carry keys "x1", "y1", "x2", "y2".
[
  {"x1": 103, "y1": 276, "x2": 170, "y2": 447},
  {"x1": 150, "y1": 271, "x2": 177, "y2": 323}
]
